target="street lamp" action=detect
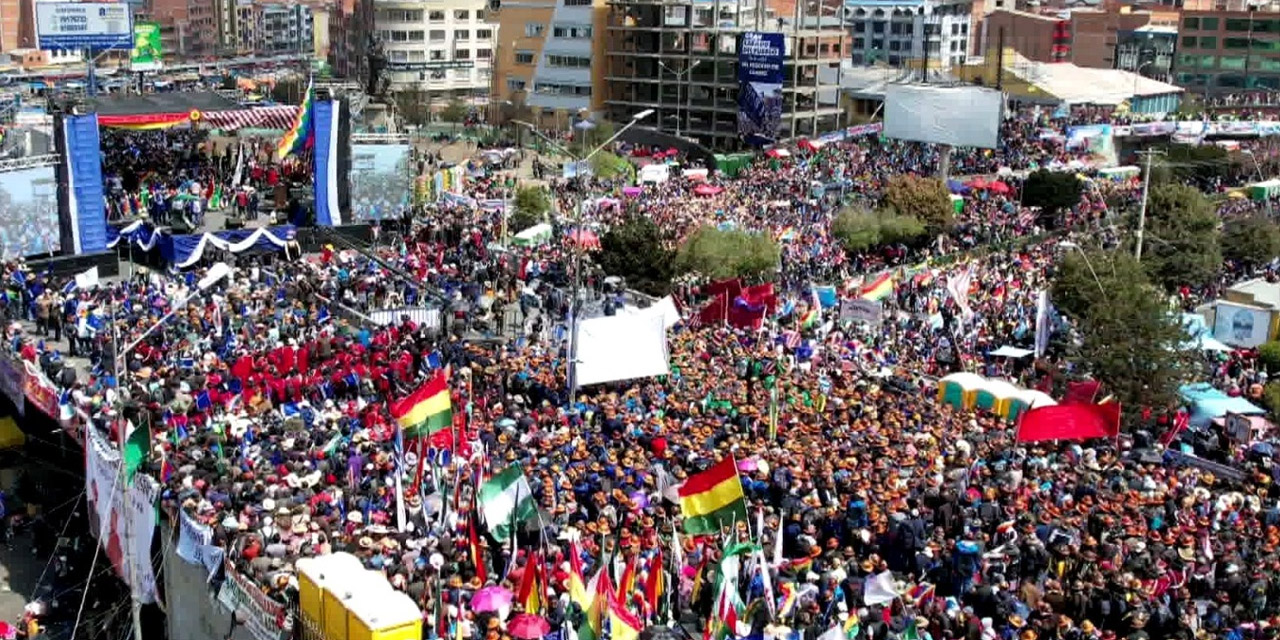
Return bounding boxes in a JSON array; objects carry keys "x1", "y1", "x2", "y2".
[
  {"x1": 1057, "y1": 241, "x2": 1105, "y2": 294},
  {"x1": 1132, "y1": 60, "x2": 1154, "y2": 107},
  {"x1": 515, "y1": 109, "x2": 652, "y2": 406},
  {"x1": 658, "y1": 60, "x2": 701, "y2": 139}
]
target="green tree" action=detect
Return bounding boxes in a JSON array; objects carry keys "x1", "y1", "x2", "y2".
[
  {"x1": 393, "y1": 88, "x2": 434, "y2": 127},
  {"x1": 589, "y1": 151, "x2": 633, "y2": 181},
  {"x1": 831, "y1": 207, "x2": 926, "y2": 253},
  {"x1": 882, "y1": 175, "x2": 953, "y2": 232},
  {"x1": 1152, "y1": 143, "x2": 1235, "y2": 189},
  {"x1": 598, "y1": 216, "x2": 675, "y2": 296},
  {"x1": 1259, "y1": 341, "x2": 1280, "y2": 375},
  {"x1": 270, "y1": 77, "x2": 307, "y2": 105},
  {"x1": 510, "y1": 185, "x2": 551, "y2": 233},
  {"x1": 1021, "y1": 170, "x2": 1085, "y2": 228},
  {"x1": 440, "y1": 99, "x2": 469, "y2": 128},
  {"x1": 1051, "y1": 248, "x2": 1196, "y2": 420},
  {"x1": 1223, "y1": 215, "x2": 1280, "y2": 268},
  {"x1": 1132, "y1": 183, "x2": 1221, "y2": 291},
  {"x1": 675, "y1": 226, "x2": 780, "y2": 282}
]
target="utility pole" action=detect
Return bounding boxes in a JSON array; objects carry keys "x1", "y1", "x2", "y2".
[{"x1": 1134, "y1": 148, "x2": 1164, "y2": 262}]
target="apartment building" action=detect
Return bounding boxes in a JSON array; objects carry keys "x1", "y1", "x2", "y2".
[
  {"x1": 330, "y1": 0, "x2": 375, "y2": 80},
  {"x1": 604, "y1": 0, "x2": 845, "y2": 148},
  {"x1": 373, "y1": 1, "x2": 494, "y2": 99},
  {"x1": 150, "y1": 0, "x2": 219, "y2": 56},
  {"x1": 1175, "y1": 6, "x2": 1280, "y2": 92},
  {"x1": 487, "y1": 0, "x2": 608, "y2": 119},
  {"x1": 978, "y1": 3, "x2": 1175, "y2": 70},
  {"x1": 255, "y1": 1, "x2": 315, "y2": 54},
  {"x1": 844, "y1": 0, "x2": 975, "y2": 70}
]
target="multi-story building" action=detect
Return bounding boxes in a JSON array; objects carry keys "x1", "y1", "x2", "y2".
[
  {"x1": 844, "y1": 0, "x2": 974, "y2": 70},
  {"x1": 978, "y1": 4, "x2": 1174, "y2": 69},
  {"x1": 254, "y1": 1, "x2": 315, "y2": 54},
  {"x1": 603, "y1": 0, "x2": 846, "y2": 148},
  {"x1": 487, "y1": 0, "x2": 609, "y2": 121},
  {"x1": 373, "y1": 1, "x2": 495, "y2": 100},
  {"x1": 331, "y1": 0, "x2": 376, "y2": 80},
  {"x1": 1115, "y1": 24, "x2": 1176, "y2": 80},
  {"x1": 1175, "y1": 5, "x2": 1280, "y2": 93},
  {"x1": 150, "y1": 0, "x2": 219, "y2": 57}
]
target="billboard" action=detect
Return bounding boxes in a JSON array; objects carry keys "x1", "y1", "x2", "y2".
[
  {"x1": 350, "y1": 144, "x2": 412, "y2": 221},
  {"x1": 883, "y1": 84, "x2": 1003, "y2": 149},
  {"x1": 737, "y1": 32, "x2": 785, "y2": 146},
  {"x1": 1214, "y1": 301, "x2": 1274, "y2": 348},
  {"x1": 0, "y1": 166, "x2": 60, "y2": 259},
  {"x1": 36, "y1": 3, "x2": 133, "y2": 51},
  {"x1": 130, "y1": 21, "x2": 162, "y2": 71}
]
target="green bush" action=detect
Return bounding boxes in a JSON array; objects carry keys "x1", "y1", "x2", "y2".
[
  {"x1": 1260, "y1": 341, "x2": 1280, "y2": 374},
  {"x1": 675, "y1": 226, "x2": 780, "y2": 282}
]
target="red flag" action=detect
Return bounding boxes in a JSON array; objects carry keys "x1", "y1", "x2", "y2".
[
  {"x1": 1062, "y1": 380, "x2": 1101, "y2": 405},
  {"x1": 695, "y1": 293, "x2": 730, "y2": 327},
  {"x1": 741, "y1": 283, "x2": 778, "y2": 314},
  {"x1": 1015, "y1": 402, "x2": 1121, "y2": 443},
  {"x1": 703, "y1": 279, "x2": 743, "y2": 300},
  {"x1": 1159, "y1": 409, "x2": 1190, "y2": 448}
]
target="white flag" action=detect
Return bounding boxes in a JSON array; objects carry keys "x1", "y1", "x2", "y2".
[
  {"x1": 1034, "y1": 289, "x2": 1052, "y2": 358},
  {"x1": 863, "y1": 570, "x2": 899, "y2": 606},
  {"x1": 946, "y1": 264, "x2": 974, "y2": 321}
]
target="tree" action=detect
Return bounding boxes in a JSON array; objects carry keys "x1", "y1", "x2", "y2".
[
  {"x1": 510, "y1": 185, "x2": 551, "y2": 232},
  {"x1": 1259, "y1": 341, "x2": 1280, "y2": 374},
  {"x1": 831, "y1": 207, "x2": 926, "y2": 253},
  {"x1": 1051, "y1": 248, "x2": 1196, "y2": 420},
  {"x1": 1152, "y1": 143, "x2": 1235, "y2": 190},
  {"x1": 598, "y1": 216, "x2": 675, "y2": 296},
  {"x1": 589, "y1": 151, "x2": 633, "y2": 181},
  {"x1": 270, "y1": 77, "x2": 307, "y2": 105},
  {"x1": 881, "y1": 175, "x2": 953, "y2": 232},
  {"x1": 393, "y1": 88, "x2": 434, "y2": 127},
  {"x1": 675, "y1": 226, "x2": 780, "y2": 282},
  {"x1": 1131, "y1": 183, "x2": 1221, "y2": 291},
  {"x1": 1223, "y1": 215, "x2": 1280, "y2": 268},
  {"x1": 440, "y1": 99, "x2": 469, "y2": 129},
  {"x1": 1021, "y1": 170, "x2": 1084, "y2": 228}
]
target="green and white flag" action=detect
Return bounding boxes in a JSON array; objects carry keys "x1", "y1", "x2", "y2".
[{"x1": 479, "y1": 463, "x2": 537, "y2": 540}]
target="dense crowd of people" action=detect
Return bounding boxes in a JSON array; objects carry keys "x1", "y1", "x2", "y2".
[{"x1": 6, "y1": 112, "x2": 1280, "y2": 640}]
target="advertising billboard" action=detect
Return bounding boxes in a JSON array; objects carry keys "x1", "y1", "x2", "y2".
[
  {"x1": 130, "y1": 21, "x2": 162, "y2": 71},
  {"x1": 737, "y1": 31, "x2": 785, "y2": 146},
  {"x1": 37, "y1": 3, "x2": 133, "y2": 51},
  {"x1": 883, "y1": 84, "x2": 1003, "y2": 149}
]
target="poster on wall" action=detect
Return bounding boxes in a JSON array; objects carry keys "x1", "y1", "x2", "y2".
[
  {"x1": 85, "y1": 427, "x2": 158, "y2": 603},
  {"x1": 737, "y1": 31, "x2": 785, "y2": 146},
  {"x1": 1214, "y1": 301, "x2": 1273, "y2": 348}
]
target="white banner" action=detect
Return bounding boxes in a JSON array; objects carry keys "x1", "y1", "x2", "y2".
[
  {"x1": 218, "y1": 559, "x2": 294, "y2": 640},
  {"x1": 85, "y1": 427, "x2": 159, "y2": 604},
  {"x1": 177, "y1": 509, "x2": 214, "y2": 566}
]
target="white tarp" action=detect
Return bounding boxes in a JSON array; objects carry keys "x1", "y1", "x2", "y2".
[
  {"x1": 575, "y1": 312, "x2": 670, "y2": 386},
  {"x1": 883, "y1": 84, "x2": 1002, "y2": 149},
  {"x1": 623, "y1": 296, "x2": 681, "y2": 330},
  {"x1": 638, "y1": 164, "x2": 671, "y2": 184}
]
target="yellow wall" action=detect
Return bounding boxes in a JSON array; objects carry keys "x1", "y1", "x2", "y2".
[{"x1": 952, "y1": 49, "x2": 1059, "y2": 103}]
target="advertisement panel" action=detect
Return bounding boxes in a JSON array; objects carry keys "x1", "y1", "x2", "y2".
[
  {"x1": 130, "y1": 22, "x2": 162, "y2": 71},
  {"x1": 22, "y1": 361, "x2": 57, "y2": 418},
  {"x1": 737, "y1": 32, "x2": 785, "y2": 146},
  {"x1": 350, "y1": 144, "x2": 411, "y2": 220},
  {"x1": 1214, "y1": 301, "x2": 1274, "y2": 348},
  {"x1": 882, "y1": 85, "x2": 1003, "y2": 149},
  {"x1": 36, "y1": 3, "x2": 133, "y2": 50},
  {"x1": 218, "y1": 559, "x2": 294, "y2": 640},
  {"x1": 0, "y1": 355, "x2": 24, "y2": 413}
]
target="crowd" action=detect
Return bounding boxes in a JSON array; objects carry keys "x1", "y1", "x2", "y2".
[{"x1": 6, "y1": 112, "x2": 1280, "y2": 640}]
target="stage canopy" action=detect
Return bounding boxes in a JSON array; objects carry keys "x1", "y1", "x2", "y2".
[
  {"x1": 89, "y1": 91, "x2": 299, "y2": 131},
  {"x1": 109, "y1": 221, "x2": 297, "y2": 267}
]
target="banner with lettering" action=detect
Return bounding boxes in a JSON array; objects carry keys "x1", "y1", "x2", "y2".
[
  {"x1": 85, "y1": 426, "x2": 159, "y2": 603},
  {"x1": 218, "y1": 559, "x2": 295, "y2": 640},
  {"x1": 177, "y1": 509, "x2": 214, "y2": 566},
  {"x1": 0, "y1": 355, "x2": 24, "y2": 413},
  {"x1": 21, "y1": 362, "x2": 56, "y2": 418}
]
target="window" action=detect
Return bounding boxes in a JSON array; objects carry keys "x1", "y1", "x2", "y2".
[
  {"x1": 390, "y1": 50, "x2": 407, "y2": 62},
  {"x1": 506, "y1": 78, "x2": 526, "y2": 92},
  {"x1": 409, "y1": 50, "x2": 425, "y2": 62},
  {"x1": 564, "y1": 0, "x2": 592, "y2": 6},
  {"x1": 1225, "y1": 37, "x2": 1251, "y2": 49},
  {"x1": 515, "y1": 50, "x2": 535, "y2": 64},
  {"x1": 1181, "y1": 35, "x2": 1197, "y2": 47},
  {"x1": 477, "y1": 48, "x2": 492, "y2": 59},
  {"x1": 552, "y1": 24, "x2": 592, "y2": 38},
  {"x1": 478, "y1": 29, "x2": 492, "y2": 39},
  {"x1": 1182, "y1": 16, "x2": 1199, "y2": 29},
  {"x1": 476, "y1": 10, "x2": 486, "y2": 20},
  {"x1": 429, "y1": 10, "x2": 445, "y2": 21},
  {"x1": 408, "y1": 30, "x2": 424, "y2": 42},
  {"x1": 455, "y1": 49, "x2": 471, "y2": 59},
  {"x1": 391, "y1": 30, "x2": 408, "y2": 42},
  {"x1": 1220, "y1": 55, "x2": 1247, "y2": 69},
  {"x1": 524, "y1": 22, "x2": 544, "y2": 37},
  {"x1": 1201, "y1": 17, "x2": 1219, "y2": 30},
  {"x1": 454, "y1": 9, "x2": 469, "y2": 20},
  {"x1": 455, "y1": 29, "x2": 471, "y2": 40},
  {"x1": 429, "y1": 29, "x2": 446, "y2": 42},
  {"x1": 430, "y1": 49, "x2": 446, "y2": 60},
  {"x1": 1200, "y1": 37, "x2": 1217, "y2": 48},
  {"x1": 546, "y1": 54, "x2": 590, "y2": 67},
  {"x1": 1226, "y1": 18, "x2": 1252, "y2": 31},
  {"x1": 852, "y1": 37, "x2": 864, "y2": 48}
]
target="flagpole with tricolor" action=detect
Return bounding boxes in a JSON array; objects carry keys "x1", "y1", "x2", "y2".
[
  {"x1": 276, "y1": 78, "x2": 315, "y2": 161},
  {"x1": 389, "y1": 369, "x2": 453, "y2": 489}
]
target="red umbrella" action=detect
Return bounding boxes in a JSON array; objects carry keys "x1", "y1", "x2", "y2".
[
  {"x1": 567, "y1": 229, "x2": 600, "y2": 250},
  {"x1": 694, "y1": 184, "x2": 723, "y2": 196},
  {"x1": 989, "y1": 180, "x2": 1011, "y2": 195},
  {"x1": 968, "y1": 177, "x2": 988, "y2": 190},
  {"x1": 508, "y1": 614, "x2": 551, "y2": 640}
]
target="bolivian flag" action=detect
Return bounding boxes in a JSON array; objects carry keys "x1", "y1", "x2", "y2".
[
  {"x1": 609, "y1": 596, "x2": 643, "y2": 640},
  {"x1": 579, "y1": 569, "x2": 614, "y2": 640},
  {"x1": 390, "y1": 370, "x2": 452, "y2": 439},
  {"x1": 568, "y1": 541, "x2": 591, "y2": 611},
  {"x1": 861, "y1": 272, "x2": 894, "y2": 301},
  {"x1": 678, "y1": 457, "x2": 748, "y2": 535}
]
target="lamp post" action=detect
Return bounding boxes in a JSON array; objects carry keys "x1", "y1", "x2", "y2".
[
  {"x1": 112, "y1": 261, "x2": 232, "y2": 640},
  {"x1": 514, "y1": 109, "x2": 653, "y2": 406},
  {"x1": 1132, "y1": 60, "x2": 1154, "y2": 109},
  {"x1": 658, "y1": 60, "x2": 700, "y2": 139}
]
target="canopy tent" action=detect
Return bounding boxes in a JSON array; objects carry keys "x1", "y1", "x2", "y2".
[
  {"x1": 511, "y1": 223, "x2": 552, "y2": 247},
  {"x1": 1248, "y1": 179, "x2": 1280, "y2": 202},
  {"x1": 1182, "y1": 313, "x2": 1233, "y2": 352},
  {"x1": 937, "y1": 372, "x2": 985, "y2": 409},
  {"x1": 938, "y1": 373, "x2": 1052, "y2": 420},
  {"x1": 1178, "y1": 383, "x2": 1267, "y2": 427}
]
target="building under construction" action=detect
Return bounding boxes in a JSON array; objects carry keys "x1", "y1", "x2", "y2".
[{"x1": 603, "y1": 0, "x2": 847, "y2": 149}]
